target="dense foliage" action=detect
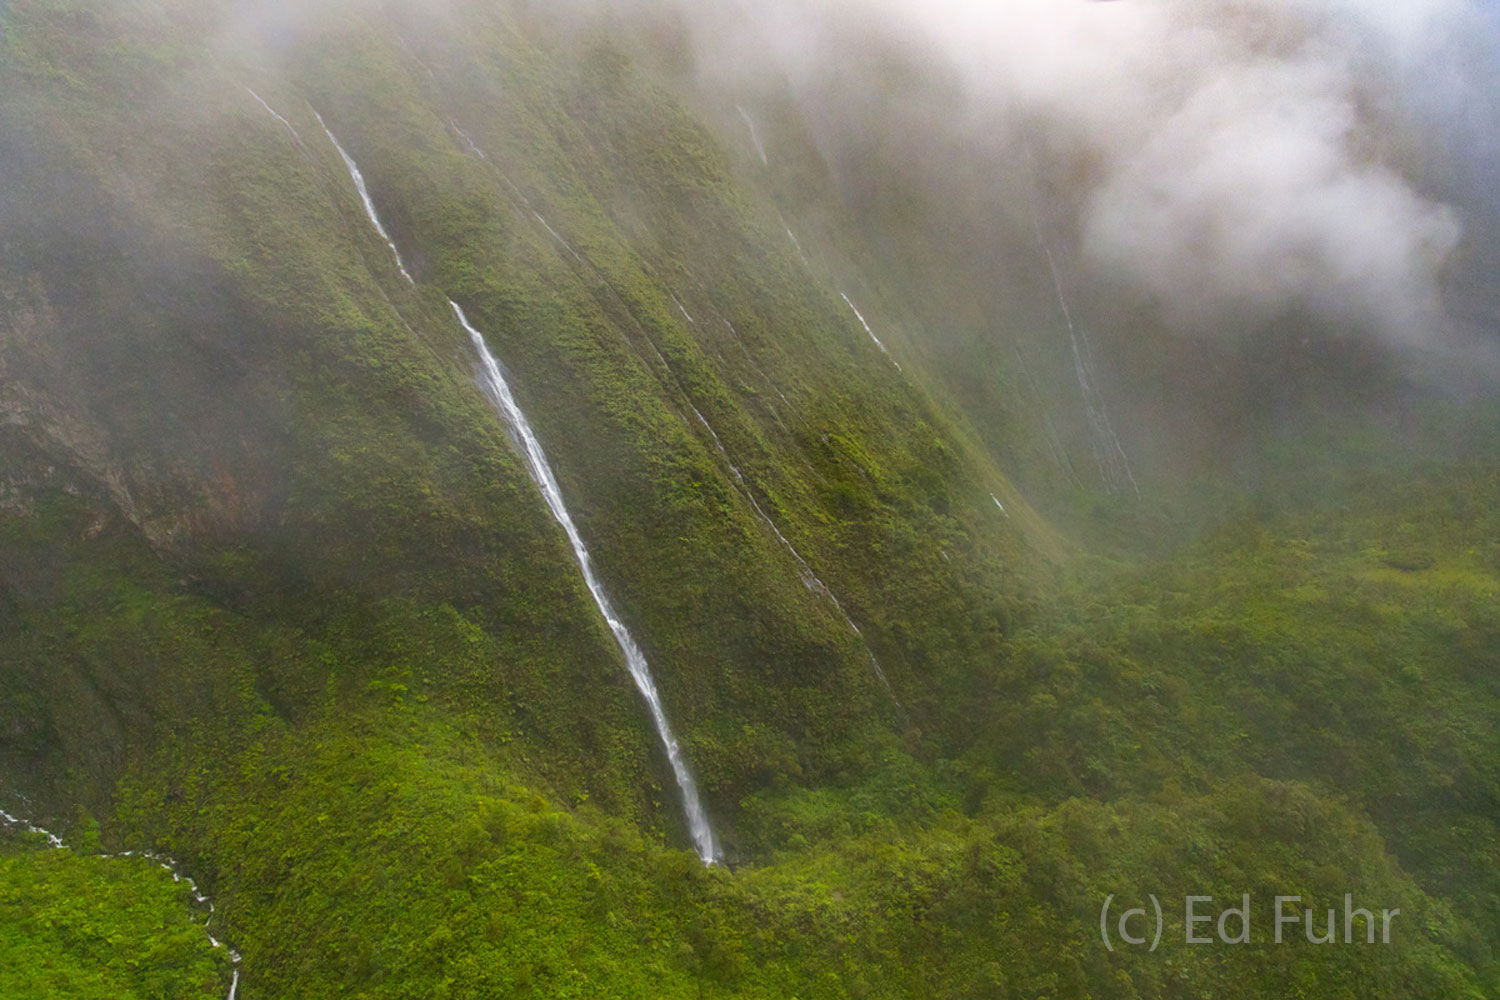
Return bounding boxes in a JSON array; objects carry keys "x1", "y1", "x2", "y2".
[
  {"x1": 0, "y1": 0, "x2": 1494, "y2": 996},
  {"x1": 0, "y1": 829, "x2": 232, "y2": 999}
]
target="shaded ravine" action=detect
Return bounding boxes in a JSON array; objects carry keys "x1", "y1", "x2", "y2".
[
  {"x1": 451, "y1": 301, "x2": 719, "y2": 863},
  {"x1": 1, "y1": 808, "x2": 242, "y2": 998},
  {"x1": 309, "y1": 112, "x2": 717, "y2": 863}
]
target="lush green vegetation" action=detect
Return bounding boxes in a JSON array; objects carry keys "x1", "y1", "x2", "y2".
[
  {"x1": 0, "y1": 829, "x2": 232, "y2": 999},
  {"x1": 0, "y1": 1, "x2": 1495, "y2": 997}
]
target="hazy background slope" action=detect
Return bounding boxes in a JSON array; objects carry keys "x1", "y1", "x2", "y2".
[{"x1": 596, "y1": 0, "x2": 1500, "y2": 524}]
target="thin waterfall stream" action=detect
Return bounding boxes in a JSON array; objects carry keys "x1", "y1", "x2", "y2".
[
  {"x1": 313, "y1": 110, "x2": 415, "y2": 285},
  {"x1": 442, "y1": 120, "x2": 896, "y2": 704},
  {"x1": 1019, "y1": 132, "x2": 1139, "y2": 497},
  {"x1": 839, "y1": 293, "x2": 903, "y2": 372},
  {"x1": 452, "y1": 302, "x2": 719, "y2": 864},
  {"x1": 1, "y1": 808, "x2": 243, "y2": 998},
  {"x1": 313, "y1": 114, "x2": 719, "y2": 863},
  {"x1": 687, "y1": 406, "x2": 896, "y2": 700}
]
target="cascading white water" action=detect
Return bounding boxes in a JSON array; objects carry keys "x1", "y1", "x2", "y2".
[
  {"x1": 246, "y1": 88, "x2": 303, "y2": 146},
  {"x1": 778, "y1": 213, "x2": 812, "y2": 268},
  {"x1": 314, "y1": 121, "x2": 715, "y2": 860},
  {"x1": 668, "y1": 291, "x2": 696, "y2": 325},
  {"x1": 533, "y1": 212, "x2": 584, "y2": 263},
  {"x1": 1029, "y1": 220, "x2": 1137, "y2": 496},
  {"x1": 0, "y1": 807, "x2": 64, "y2": 849},
  {"x1": 450, "y1": 301, "x2": 719, "y2": 864},
  {"x1": 840, "y1": 293, "x2": 903, "y2": 372},
  {"x1": 1019, "y1": 133, "x2": 1139, "y2": 498},
  {"x1": 1, "y1": 808, "x2": 243, "y2": 997},
  {"x1": 450, "y1": 119, "x2": 489, "y2": 161},
  {"x1": 735, "y1": 104, "x2": 769, "y2": 166},
  {"x1": 313, "y1": 111, "x2": 415, "y2": 285},
  {"x1": 447, "y1": 113, "x2": 891, "y2": 717}
]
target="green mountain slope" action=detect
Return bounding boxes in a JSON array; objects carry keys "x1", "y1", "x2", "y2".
[
  {"x1": 0, "y1": 822, "x2": 235, "y2": 999},
  {"x1": 0, "y1": 1, "x2": 1495, "y2": 996}
]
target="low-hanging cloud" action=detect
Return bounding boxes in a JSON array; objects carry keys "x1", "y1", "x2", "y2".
[
  {"x1": 633, "y1": 0, "x2": 1490, "y2": 347},
  {"x1": 1077, "y1": 40, "x2": 1461, "y2": 343}
]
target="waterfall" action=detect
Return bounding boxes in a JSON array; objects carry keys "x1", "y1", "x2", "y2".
[
  {"x1": 735, "y1": 104, "x2": 769, "y2": 166},
  {"x1": 777, "y1": 213, "x2": 811, "y2": 268},
  {"x1": 533, "y1": 212, "x2": 584, "y2": 263},
  {"x1": 688, "y1": 406, "x2": 896, "y2": 699},
  {"x1": 1029, "y1": 221, "x2": 1137, "y2": 496},
  {"x1": 313, "y1": 110, "x2": 415, "y2": 285},
  {"x1": 0, "y1": 807, "x2": 63, "y2": 849},
  {"x1": 1, "y1": 808, "x2": 243, "y2": 997},
  {"x1": 450, "y1": 119, "x2": 489, "y2": 161},
  {"x1": 450, "y1": 301, "x2": 719, "y2": 864},
  {"x1": 312, "y1": 119, "x2": 715, "y2": 861},
  {"x1": 450, "y1": 119, "x2": 538, "y2": 220},
  {"x1": 840, "y1": 293, "x2": 902, "y2": 372},
  {"x1": 668, "y1": 291, "x2": 696, "y2": 325},
  {"x1": 1019, "y1": 133, "x2": 1139, "y2": 497},
  {"x1": 245, "y1": 88, "x2": 304, "y2": 147}
]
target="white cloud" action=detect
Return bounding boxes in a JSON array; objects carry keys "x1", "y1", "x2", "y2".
[{"x1": 663, "y1": 0, "x2": 1483, "y2": 345}]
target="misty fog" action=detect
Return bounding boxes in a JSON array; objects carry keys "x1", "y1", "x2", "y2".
[{"x1": 613, "y1": 0, "x2": 1497, "y2": 352}]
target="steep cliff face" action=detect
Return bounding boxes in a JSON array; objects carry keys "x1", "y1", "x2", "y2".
[
  {"x1": 0, "y1": 0, "x2": 1049, "y2": 834},
  {"x1": 1, "y1": 2, "x2": 1496, "y2": 998}
]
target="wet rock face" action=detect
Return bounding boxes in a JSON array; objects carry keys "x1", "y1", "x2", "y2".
[
  {"x1": 1, "y1": 273, "x2": 136, "y2": 525},
  {"x1": 0, "y1": 255, "x2": 288, "y2": 555}
]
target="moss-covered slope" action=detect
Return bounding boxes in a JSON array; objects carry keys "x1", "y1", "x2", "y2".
[{"x1": 0, "y1": 1, "x2": 1495, "y2": 997}]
